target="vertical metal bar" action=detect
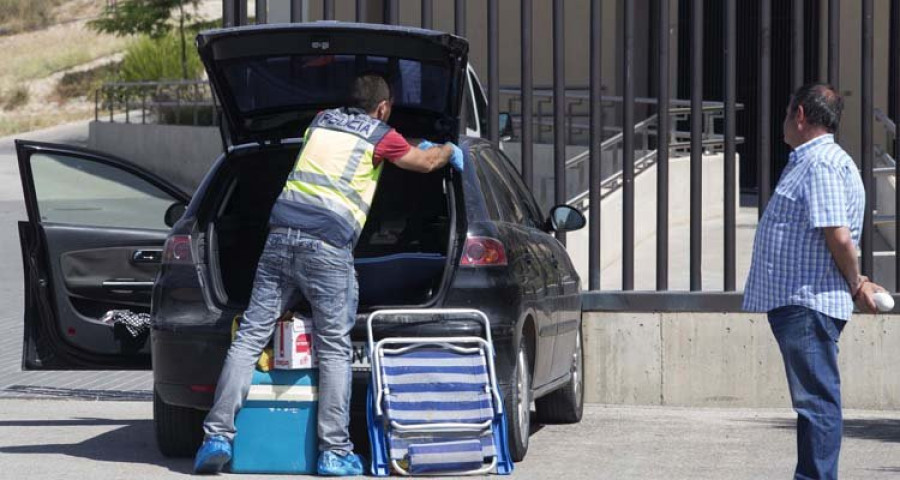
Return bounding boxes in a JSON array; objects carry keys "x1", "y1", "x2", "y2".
[
  {"x1": 553, "y1": 0, "x2": 566, "y2": 245},
  {"x1": 862, "y1": 0, "x2": 874, "y2": 277},
  {"x1": 828, "y1": 0, "x2": 839, "y2": 88},
  {"x1": 759, "y1": 0, "x2": 772, "y2": 215},
  {"x1": 256, "y1": 0, "x2": 267, "y2": 24},
  {"x1": 656, "y1": 0, "x2": 669, "y2": 291},
  {"x1": 238, "y1": 0, "x2": 248, "y2": 25},
  {"x1": 356, "y1": 0, "x2": 366, "y2": 22},
  {"x1": 690, "y1": 0, "x2": 703, "y2": 291},
  {"x1": 792, "y1": 0, "x2": 804, "y2": 89},
  {"x1": 622, "y1": 0, "x2": 634, "y2": 289},
  {"x1": 125, "y1": 94, "x2": 129, "y2": 124},
  {"x1": 521, "y1": 0, "x2": 534, "y2": 190},
  {"x1": 589, "y1": 0, "x2": 602, "y2": 290},
  {"x1": 324, "y1": 0, "x2": 334, "y2": 20},
  {"x1": 95, "y1": 89, "x2": 99, "y2": 121},
  {"x1": 724, "y1": 0, "x2": 736, "y2": 291},
  {"x1": 223, "y1": 0, "x2": 235, "y2": 27},
  {"x1": 422, "y1": 0, "x2": 433, "y2": 28},
  {"x1": 387, "y1": 0, "x2": 399, "y2": 24},
  {"x1": 894, "y1": 0, "x2": 900, "y2": 291},
  {"x1": 488, "y1": 0, "x2": 499, "y2": 146},
  {"x1": 141, "y1": 90, "x2": 146, "y2": 125},
  {"x1": 291, "y1": 0, "x2": 302, "y2": 22},
  {"x1": 455, "y1": 0, "x2": 466, "y2": 37}
]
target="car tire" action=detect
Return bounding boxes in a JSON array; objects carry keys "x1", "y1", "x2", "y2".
[
  {"x1": 535, "y1": 324, "x2": 584, "y2": 424},
  {"x1": 154, "y1": 388, "x2": 206, "y2": 457},
  {"x1": 503, "y1": 338, "x2": 532, "y2": 462}
]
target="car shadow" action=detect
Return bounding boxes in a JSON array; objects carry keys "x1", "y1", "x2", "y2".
[
  {"x1": 0, "y1": 418, "x2": 193, "y2": 474},
  {"x1": 747, "y1": 416, "x2": 900, "y2": 444}
]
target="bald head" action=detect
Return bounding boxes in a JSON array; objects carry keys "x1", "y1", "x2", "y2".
[{"x1": 788, "y1": 83, "x2": 844, "y2": 134}]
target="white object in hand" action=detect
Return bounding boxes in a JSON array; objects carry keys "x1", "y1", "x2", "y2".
[{"x1": 873, "y1": 292, "x2": 894, "y2": 312}]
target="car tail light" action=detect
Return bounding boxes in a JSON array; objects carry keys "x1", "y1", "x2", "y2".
[
  {"x1": 162, "y1": 235, "x2": 194, "y2": 265},
  {"x1": 460, "y1": 236, "x2": 507, "y2": 266}
]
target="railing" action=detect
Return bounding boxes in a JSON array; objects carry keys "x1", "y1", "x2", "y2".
[
  {"x1": 498, "y1": 87, "x2": 743, "y2": 213},
  {"x1": 94, "y1": 80, "x2": 219, "y2": 127}
]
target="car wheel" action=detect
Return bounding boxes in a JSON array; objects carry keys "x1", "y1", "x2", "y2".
[
  {"x1": 154, "y1": 388, "x2": 206, "y2": 457},
  {"x1": 535, "y1": 324, "x2": 584, "y2": 424},
  {"x1": 503, "y1": 338, "x2": 531, "y2": 462}
]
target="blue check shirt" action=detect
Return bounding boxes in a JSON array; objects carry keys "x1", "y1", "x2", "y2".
[{"x1": 743, "y1": 134, "x2": 865, "y2": 320}]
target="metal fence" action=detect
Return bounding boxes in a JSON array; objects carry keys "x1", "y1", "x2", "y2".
[
  {"x1": 94, "y1": 80, "x2": 218, "y2": 127},
  {"x1": 212, "y1": 0, "x2": 899, "y2": 302}
]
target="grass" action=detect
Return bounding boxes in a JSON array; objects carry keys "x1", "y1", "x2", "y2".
[
  {"x1": 1, "y1": 84, "x2": 28, "y2": 110},
  {"x1": 0, "y1": 0, "x2": 62, "y2": 34},
  {"x1": 54, "y1": 62, "x2": 120, "y2": 101},
  {"x1": 0, "y1": 21, "x2": 129, "y2": 85},
  {"x1": 0, "y1": 108, "x2": 91, "y2": 137},
  {"x1": 120, "y1": 32, "x2": 203, "y2": 82}
]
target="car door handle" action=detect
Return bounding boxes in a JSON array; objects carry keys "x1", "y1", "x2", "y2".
[
  {"x1": 102, "y1": 281, "x2": 154, "y2": 289},
  {"x1": 132, "y1": 250, "x2": 162, "y2": 263}
]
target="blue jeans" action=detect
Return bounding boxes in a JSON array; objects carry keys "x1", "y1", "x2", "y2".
[
  {"x1": 203, "y1": 229, "x2": 358, "y2": 455},
  {"x1": 768, "y1": 305, "x2": 847, "y2": 480}
]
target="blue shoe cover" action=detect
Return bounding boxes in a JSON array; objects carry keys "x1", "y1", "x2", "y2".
[
  {"x1": 317, "y1": 450, "x2": 365, "y2": 476},
  {"x1": 193, "y1": 435, "x2": 232, "y2": 474}
]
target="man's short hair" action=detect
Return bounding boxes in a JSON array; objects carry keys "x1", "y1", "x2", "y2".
[
  {"x1": 351, "y1": 73, "x2": 392, "y2": 113},
  {"x1": 788, "y1": 83, "x2": 844, "y2": 133}
]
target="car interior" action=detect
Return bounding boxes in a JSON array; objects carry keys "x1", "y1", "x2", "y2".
[{"x1": 209, "y1": 146, "x2": 454, "y2": 310}]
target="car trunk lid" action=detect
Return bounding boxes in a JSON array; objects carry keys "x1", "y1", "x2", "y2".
[{"x1": 196, "y1": 22, "x2": 469, "y2": 148}]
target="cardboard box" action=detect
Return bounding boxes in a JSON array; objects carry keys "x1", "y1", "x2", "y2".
[{"x1": 274, "y1": 316, "x2": 317, "y2": 369}]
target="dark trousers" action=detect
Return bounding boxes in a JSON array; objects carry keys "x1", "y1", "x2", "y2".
[{"x1": 768, "y1": 305, "x2": 847, "y2": 480}]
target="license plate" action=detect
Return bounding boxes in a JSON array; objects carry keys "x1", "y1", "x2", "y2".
[{"x1": 351, "y1": 342, "x2": 370, "y2": 371}]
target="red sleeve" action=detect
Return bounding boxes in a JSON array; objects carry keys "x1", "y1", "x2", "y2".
[{"x1": 373, "y1": 129, "x2": 411, "y2": 165}]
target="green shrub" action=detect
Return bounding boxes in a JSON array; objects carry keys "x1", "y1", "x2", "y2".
[
  {"x1": 55, "y1": 62, "x2": 120, "y2": 101},
  {"x1": 2, "y1": 84, "x2": 29, "y2": 110},
  {"x1": 119, "y1": 32, "x2": 202, "y2": 82},
  {"x1": 0, "y1": 0, "x2": 61, "y2": 34}
]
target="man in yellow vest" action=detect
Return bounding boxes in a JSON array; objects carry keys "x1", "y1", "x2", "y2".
[{"x1": 194, "y1": 73, "x2": 462, "y2": 475}]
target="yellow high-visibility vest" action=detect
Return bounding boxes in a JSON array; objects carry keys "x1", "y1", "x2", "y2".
[{"x1": 269, "y1": 108, "x2": 393, "y2": 247}]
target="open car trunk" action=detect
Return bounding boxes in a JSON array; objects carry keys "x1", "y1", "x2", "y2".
[{"x1": 209, "y1": 147, "x2": 456, "y2": 312}]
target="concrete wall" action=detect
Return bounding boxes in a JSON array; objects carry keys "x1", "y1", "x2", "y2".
[
  {"x1": 583, "y1": 311, "x2": 900, "y2": 409},
  {"x1": 88, "y1": 122, "x2": 222, "y2": 194}
]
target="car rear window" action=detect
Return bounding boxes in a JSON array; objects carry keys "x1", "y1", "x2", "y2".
[{"x1": 221, "y1": 54, "x2": 452, "y2": 115}]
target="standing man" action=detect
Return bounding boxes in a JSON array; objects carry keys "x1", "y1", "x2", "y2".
[
  {"x1": 194, "y1": 73, "x2": 464, "y2": 476},
  {"x1": 743, "y1": 83, "x2": 883, "y2": 480}
]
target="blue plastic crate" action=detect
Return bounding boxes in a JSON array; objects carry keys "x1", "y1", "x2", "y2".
[{"x1": 231, "y1": 369, "x2": 319, "y2": 474}]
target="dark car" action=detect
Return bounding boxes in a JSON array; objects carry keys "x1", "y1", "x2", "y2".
[{"x1": 15, "y1": 23, "x2": 585, "y2": 462}]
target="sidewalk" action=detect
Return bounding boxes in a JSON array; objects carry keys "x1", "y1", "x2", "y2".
[{"x1": 1, "y1": 400, "x2": 898, "y2": 479}]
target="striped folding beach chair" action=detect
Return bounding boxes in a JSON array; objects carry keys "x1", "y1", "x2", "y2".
[{"x1": 366, "y1": 309, "x2": 514, "y2": 476}]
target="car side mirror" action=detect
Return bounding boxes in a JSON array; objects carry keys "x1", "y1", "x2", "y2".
[
  {"x1": 547, "y1": 204, "x2": 586, "y2": 232},
  {"x1": 498, "y1": 112, "x2": 514, "y2": 141},
  {"x1": 164, "y1": 202, "x2": 187, "y2": 228}
]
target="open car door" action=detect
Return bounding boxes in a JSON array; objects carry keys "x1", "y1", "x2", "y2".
[{"x1": 17, "y1": 140, "x2": 189, "y2": 370}]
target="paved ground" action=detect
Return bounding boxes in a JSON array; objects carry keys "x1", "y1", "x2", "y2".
[{"x1": 1, "y1": 400, "x2": 900, "y2": 480}]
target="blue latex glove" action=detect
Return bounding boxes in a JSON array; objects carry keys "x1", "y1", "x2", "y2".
[
  {"x1": 447, "y1": 142, "x2": 465, "y2": 172},
  {"x1": 417, "y1": 140, "x2": 436, "y2": 150}
]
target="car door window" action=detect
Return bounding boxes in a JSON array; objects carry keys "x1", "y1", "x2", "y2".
[
  {"x1": 494, "y1": 150, "x2": 545, "y2": 228},
  {"x1": 473, "y1": 152, "x2": 501, "y2": 221},
  {"x1": 478, "y1": 149, "x2": 527, "y2": 224},
  {"x1": 29, "y1": 153, "x2": 177, "y2": 230}
]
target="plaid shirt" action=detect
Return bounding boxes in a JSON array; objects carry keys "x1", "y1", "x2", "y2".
[{"x1": 743, "y1": 134, "x2": 865, "y2": 320}]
